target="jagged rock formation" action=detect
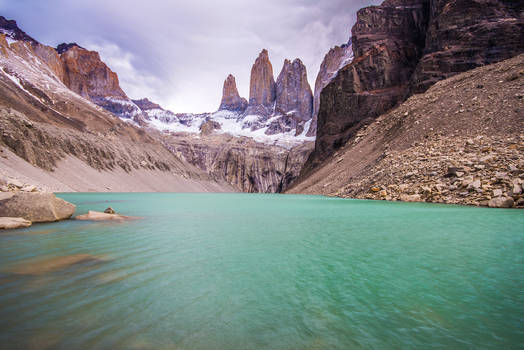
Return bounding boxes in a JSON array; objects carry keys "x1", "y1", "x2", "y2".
[
  {"x1": 163, "y1": 132, "x2": 314, "y2": 193},
  {"x1": 289, "y1": 54, "x2": 524, "y2": 208},
  {"x1": 307, "y1": 41, "x2": 353, "y2": 136},
  {"x1": 58, "y1": 43, "x2": 143, "y2": 120},
  {"x1": 218, "y1": 74, "x2": 247, "y2": 112},
  {"x1": 270, "y1": 59, "x2": 313, "y2": 136},
  {"x1": 244, "y1": 49, "x2": 276, "y2": 117},
  {"x1": 305, "y1": 0, "x2": 524, "y2": 173}
]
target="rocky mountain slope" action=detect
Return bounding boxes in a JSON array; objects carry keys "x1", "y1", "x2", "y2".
[
  {"x1": 304, "y1": 0, "x2": 524, "y2": 173},
  {"x1": 289, "y1": 54, "x2": 524, "y2": 208},
  {"x1": 0, "y1": 19, "x2": 232, "y2": 192}
]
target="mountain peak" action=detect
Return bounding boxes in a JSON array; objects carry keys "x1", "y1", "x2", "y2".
[
  {"x1": 56, "y1": 42, "x2": 85, "y2": 54},
  {"x1": 0, "y1": 16, "x2": 38, "y2": 44},
  {"x1": 219, "y1": 74, "x2": 247, "y2": 112}
]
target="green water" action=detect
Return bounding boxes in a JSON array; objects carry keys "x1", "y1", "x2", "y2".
[{"x1": 0, "y1": 193, "x2": 523, "y2": 349}]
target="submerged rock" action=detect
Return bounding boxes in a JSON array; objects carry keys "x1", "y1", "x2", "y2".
[
  {"x1": 0, "y1": 192, "x2": 75, "y2": 223},
  {"x1": 75, "y1": 210, "x2": 141, "y2": 221},
  {"x1": 7, "y1": 254, "x2": 105, "y2": 275},
  {"x1": 0, "y1": 217, "x2": 32, "y2": 229}
]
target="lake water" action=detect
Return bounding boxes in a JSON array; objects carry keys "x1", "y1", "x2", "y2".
[{"x1": 0, "y1": 193, "x2": 523, "y2": 349}]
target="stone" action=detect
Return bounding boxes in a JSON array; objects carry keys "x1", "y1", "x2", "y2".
[
  {"x1": 400, "y1": 194, "x2": 422, "y2": 202},
  {"x1": 488, "y1": 196, "x2": 514, "y2": 208},
  {"x1": 75, "y1": 211, "x2": 140, "y2": 221},
  {"x1": 8, "y1": 179, "x2": 24, "y2": 188},
  {"x1": 218, "y1": 74, "x2": 248, "y2": 112},
  {"x1": 0, "y1": 192, "x2": 75, "y2": 223},
  {"x1": 199, "y1": 120, "x2": 221, "y2": 135},
  {"x1": 492, "y1": 189, "x2": 503, "y2": 197},
  {"x1": 104, "y1": 207, "x2": 116, "y2": 214},
  {"x1": 446, "y1": 167, "x2": 464, "y2": 177},
  {"x1": 512, "y1": 184, "x2": 522, "y2": 196},
  {"x1": 20, "y1": 184, "x2": 36, "y2": 192},
  {"x1": 371, "y1": 186, "x2": 381, "y2": 192},
  {"x1": 468, "y1": 179, "x2": 481, "y2": 190},
  {"x1": 0, "y1": 217, "x2": 32, "y2": 229}
]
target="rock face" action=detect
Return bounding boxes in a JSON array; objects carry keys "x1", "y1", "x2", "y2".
[
  {"x1": 164, "y1": 133, "x2": 314, "y2": 193},
  {"x1": 307, "y1": 41, "x2": 353, "y2": 137},
  {"x1": 244, "y1": 49, "x2": 276, "y2": 116},
  {"x1": 306, "y1": 0, "x2": 524, "y2": 172},
  {"x1": 274, "y1": 59, "x2": 313, "y2": 128},
  {"x1": 0, "y1": 192, "x2": 76, "y2": 222},
  {"x1": 412, "y1": 0, "x2": 524, "y2": 92},
  {"x1": 219, "y1": 74, "x2": 247, "y2": 112}
]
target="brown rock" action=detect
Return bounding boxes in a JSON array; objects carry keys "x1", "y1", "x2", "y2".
[
  {"x1": 488, "y1": 196, "x2": 514, "y2": 208},
  {"x1": 219, "y1": 74, "x2": 247, "y2": 112},
  {"x1": 0, "y1": 192, "x2": 75, "y2": 223},
  {"x1": 0, "y1": 217, "x2": 32, "y2": 229},
  {"x1": 244, "y1": 49, "x2": 276, "y2": 116}
]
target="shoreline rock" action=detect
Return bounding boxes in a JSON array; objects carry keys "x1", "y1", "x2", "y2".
[
  {"x1": 75, "y1": 210, "x2": 141, "y2": 221},
  {"x1": 0, "y1": 192, "x2": 76, "y2": 222}
]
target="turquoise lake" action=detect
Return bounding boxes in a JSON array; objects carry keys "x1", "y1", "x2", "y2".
[{"x1": 0, "y1": 193, "x2": 523, "y2": 349}]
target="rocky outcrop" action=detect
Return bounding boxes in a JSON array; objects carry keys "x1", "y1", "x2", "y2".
[
  {"x1": 219, "y1": 74, "x2": 247, "y2": 112},
  {"x1": 307, "y1": 42, "x2": 353, "y2": 136},
  {"x1": 289, "y1": 54, "x2": 524, "y2": 208},
  {"x1": 0, "y1": 192, "x2": 76, "y2": 222},
  {"x1": 269, "y1": 59, "x2": 313, "y2": 135},
  {"x1": 244, "y1": 49, "x2": 276, "y2": 117},
  {"x1": 306, "y1": 0, "x2": 524, "y2": 173}
]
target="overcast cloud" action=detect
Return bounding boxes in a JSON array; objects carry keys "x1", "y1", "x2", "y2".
[{"x1": 0, "y1": 0, "x2": 381, "y2": 113}]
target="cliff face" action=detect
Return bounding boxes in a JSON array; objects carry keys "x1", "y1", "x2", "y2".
[
  {"x1": 218, "y1": 74, "x2": 247, "y2": 112},
  {"x1": 244, "y1": 49, "x2": 276, "y2": 116},
  {"x1": 164, "y1": 132, "x2": 314, "y2": 193},
  {"x1": 307, "y1": 42, "x2": 354, "y2": 136},
  {"x1": 412, "y1": 0, "x2": 524, "y2": 92},
  {"x1": 306, "y1": 0, "x2": 524, "y2": 173},
  {"x1": 275, "y1": 59, "x2": 313, "y2": 122}
]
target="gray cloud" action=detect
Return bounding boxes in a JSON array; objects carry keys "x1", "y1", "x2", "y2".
[{"x1": 0, "y1": 0, "x2": 381, "y2": 112}]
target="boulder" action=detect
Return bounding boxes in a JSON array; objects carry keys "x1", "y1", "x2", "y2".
[
  {"x1": 400, "y1": 193, "x2": 422, "y2": 202},
  {"x1": 488, "y1": 196, "x2": 514, "y2": 208},
  {"x1": 0, "y1": 192, "x2": 75, "y2": 222},
  {"x1": 104, "y1": 207, "x2": 115, "y2": 214},
  {"x1": 0, "y1": 217, "x2": 32, "y2": 229}
]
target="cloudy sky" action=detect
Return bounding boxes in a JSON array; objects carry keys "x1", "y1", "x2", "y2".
[{"x1": 0, "y1": 0, "x2": 380, "y2": 113}]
